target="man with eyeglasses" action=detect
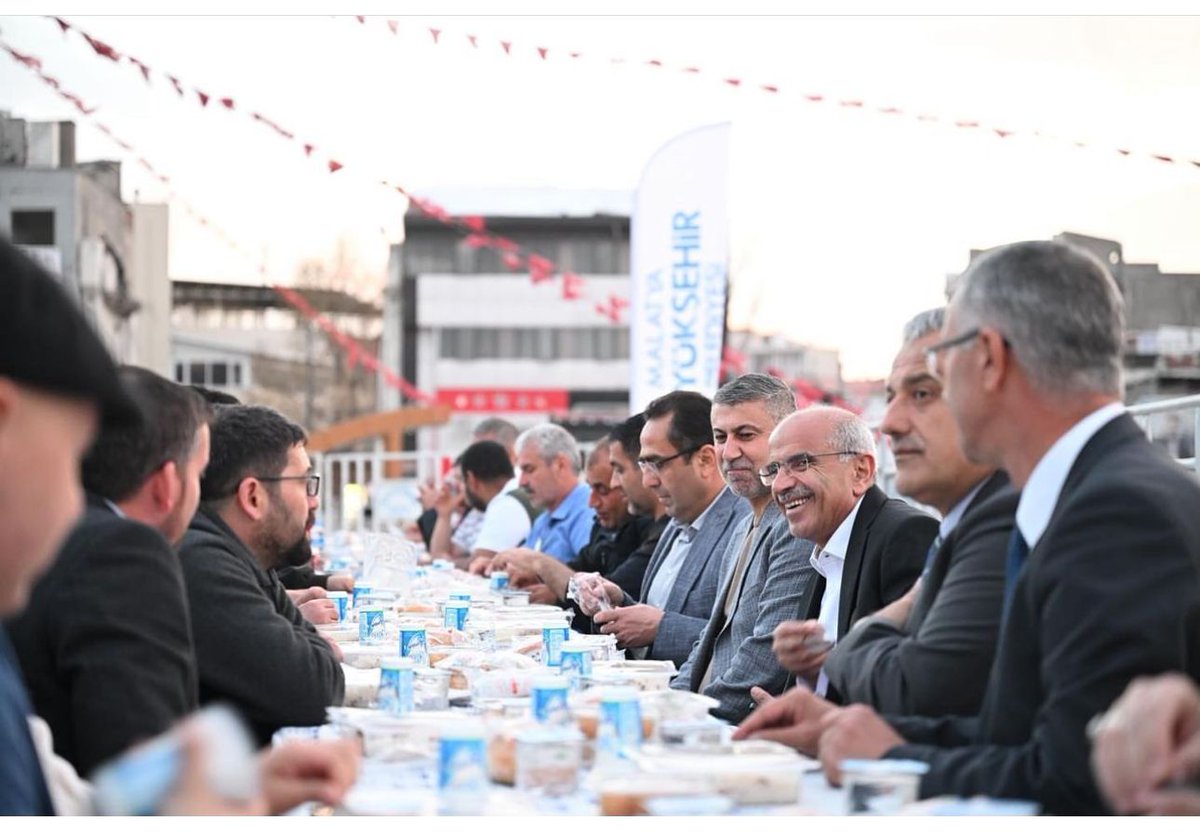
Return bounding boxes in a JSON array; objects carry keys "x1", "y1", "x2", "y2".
[
  {"x1": 762, "y1": 406, "x2": 935, "y2": 696},
  {"x1": 179, "y1": 405, "x2": 344, "y2": 745},
  {"x1": 583, "y1": 391, "x2": 747, "y2": 668},
  {"x1": 797, "y1": 241, "x2": 1200, "y2": 814},
  {"x1": 669, "y1": 374, "x2": 817, "y2": 723}
]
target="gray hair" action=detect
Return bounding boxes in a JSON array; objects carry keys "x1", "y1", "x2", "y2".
[
  {"x1": 902, "y1": 307, "x2": 945, "y2": 345},
  {"x1": 800, "y1": 405, "x2": 877, "y2": 459},
  {"x1": 713, "y1": 373, "x2": 798, "y2": 424},
  {"x1": 473, "y1": 417, "x2": 519, "y2": 448},
  {"x1": 952, "y1": 241, "x2": 1124, "y2": 397},
  {"x1": 516, "y1": 423, "x2": 582, "y2": 474}
]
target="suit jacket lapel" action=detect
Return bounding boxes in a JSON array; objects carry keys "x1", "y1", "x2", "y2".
[
  {"x1": 718, "y1": 503, "x2": 779, "y2": 636},
  {"x1": 837, "y1": 485, "x2": 887, "y2": 637}
]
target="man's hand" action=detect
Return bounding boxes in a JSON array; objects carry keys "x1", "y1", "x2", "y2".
[
  {"x1": 467, "y1": 554, "x2": 494, "y2": 576},
  {"x1": 325, "y1": 574, "x2": 355, "y2": 594},
  {"x1": 593, "y1": 603, "x2": 663, "y2": 648},
  {"x1": 526, "y1": 583, "x2": 558, "y2": 606},
  {"x1": 287, "y1": 586, "x2": 327, "y2": 606},
  {"x1": 1092, "y1": 673, "x2": 1200, "y2": 814},
  {"x1": 750, "y1": 686, "x2": 775, "y2": 707},
  {"x1": 432, "y1": 482, "x2": 460, "y2": 518},
  {"x1": 575, "y1": 576, "x2": 624, "y2": 616},
  {"x1": 163, "y1": 726, "x2": 266, "y2": 815},
  {"x1": 259, "y1": 739, "x2": 361, "y2": 815},
  {"x1": 772, "y1": 620, "x2": 833, "y2": 680},
  {"x1": 319, "y1": 634, "x2": 345, "y2": 662},
  {"x1": 490, "y1": 547, "x2": 543, "y2": 575},
  {"x1": 417, "y1": 478, "x2": 438, "y2": 512},
  {"x1": 816, "y1": 704, "x2": 906, "y2": 786},
  {"x1": 732, "y1": 685, "x2": 837, "y2": 756},
  {"x1": 298, "y1": 597, "x2": 339, "y2": 625}
]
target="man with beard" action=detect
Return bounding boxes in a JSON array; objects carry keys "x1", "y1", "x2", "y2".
[
  {"x1": 8, "y1": 367, "x2": 210, "y2": 776},
  {"x1": 179, "y1": 405, "x2": 344, "y2": 744},
  {"x1": 671, "y1": 374, "x2": 816, "y2": 723}
]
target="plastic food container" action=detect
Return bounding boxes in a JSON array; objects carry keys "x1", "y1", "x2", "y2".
[
  {"x1": 633, "y1": 739, "x2": 810, "y2": 806},
  {"x1": 840, "y1": 759, "x2": 930, "y2": 815}
]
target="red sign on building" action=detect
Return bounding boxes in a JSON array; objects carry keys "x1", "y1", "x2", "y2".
[{"x1": 436, "y1": 388, "x2": 570, "y2": 413}]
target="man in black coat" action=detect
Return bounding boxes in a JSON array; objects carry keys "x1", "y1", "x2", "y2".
[
  {"x1": 8, "y1": 367, "x2": 209, "y2": 776},
  {"x1": 179, "y1": 405, "x2": 344, "y2": 745},
  {"x1": 764, "y1": 406, "x2": 936, "y2": 697},
  {"x1": 823, "y1": 307, "x2": 1016, "y2": 717},
  {"x1": 746, "y1": 241, "x2": 1200, "y2": 814}
]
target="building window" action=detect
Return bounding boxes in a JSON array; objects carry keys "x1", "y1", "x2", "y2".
[
  {"x1": 210, "y1": 363, "x2": 228, "y2": 386},
  {"x1": 188, "y1": 362, "x2": 206, "y2": 385},
  {"x1": 175, "y1": 363, "x2": 185, "y2": 383},
  {"x1": 11, "y1": 210, "x2": 54, "y2": 245}
]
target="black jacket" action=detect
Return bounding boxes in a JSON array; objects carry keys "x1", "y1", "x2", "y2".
[
  {"x1": 825, "y1": 472, "x2": 1016, "y2": 716},
  {"x1": 884, "y1": 415, "x2": 1200, "y2": 814},
  {"x1": 7, "y1": 495, "x2": 197, "y2": 775},
  {"x1": 179, "y1": 507, "x2": 344, "y2": 746}
]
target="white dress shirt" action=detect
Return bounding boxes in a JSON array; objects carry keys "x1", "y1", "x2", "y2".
[
  {"x1": 810, "y1": 494, "x2": 865, "y2": 696},
  {"x1": 645, "y1": 490, "x2": 722, "y2": 610},
  {"x1": 1016, "y1": 402, "x2": 1126, "y2": 550}
]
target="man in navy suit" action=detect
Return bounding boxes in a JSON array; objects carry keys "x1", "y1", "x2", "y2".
[{"x1": 746, "y1": 240, "x2": 1200, "y2": 814}]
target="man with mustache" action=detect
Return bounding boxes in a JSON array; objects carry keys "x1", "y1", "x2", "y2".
[
  {"x1": 821, "y1": 307, "x2": 1017, "y2": 716},
  {"x1": 796, "y1": 241, "x2": 1200, "y2": 814},
  {"x1": 669, "y1": 374, "x2": 816, "y2": 723},
  {"x1": 764, "y1": 406, "x2": 935, "y2": 697},
  {"x1": 179, "y1": 405, "x2": 344, "y2": 745}
]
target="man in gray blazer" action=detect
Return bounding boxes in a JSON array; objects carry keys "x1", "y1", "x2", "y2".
[
  {"x1": 823, "y1": 307, "x2": 1017, "y2": 717},
  {"x1": 591, "y1": 391, "x2": 748, "y2": 668},
  {"x1": 672, "y1": 375, "x2": 816, "y2": 723}
]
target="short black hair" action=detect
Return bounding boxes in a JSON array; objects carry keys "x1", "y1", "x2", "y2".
[
  {"x1": 82, "y1": 367, "x2": 211, "y2": 503},
  {"x1": 191, "y1": 385, "x2": 241, "y2": 406},
  {"x1": 642, "y1": 390, "x2": 714, "y2": 455},
  {"x1": 201, "y1": 405, "x2": 306, "y2": 503},
  {"x1": 609, "y1": 414, "x2": 647, "y2": 461},
  {"x1": 458, "y1": 440, "x2": 514, "y2": 483}
]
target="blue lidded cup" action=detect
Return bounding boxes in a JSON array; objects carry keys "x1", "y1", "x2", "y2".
[
  {"x1": 399, "y1": 625, "x2": 429, "y2": 666},
  {"x1": 443, "y1": 600, "x2": 470, "y2": 631},
  {"x1": 542, "y1": 625, "x2": 570, "y2": 667},
  {"x1": 358, "y1": 607, "x2": 386, "y2": 645},
  {"x1": 377, "y1": 656, "x2": 415, "y2": 715}
]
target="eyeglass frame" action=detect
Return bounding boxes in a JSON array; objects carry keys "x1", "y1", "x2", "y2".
[
  {"x1": 923, "y1": 327, "x2": 982, "y2": 376},
  {"x1": 254, "y1": 473, "x2": 321, "y2": 497},
  {"x1": 637, "y1": 445, "x2": 704, "y2": 475},
  {"x1": 757, "y1": 451, "x2": 860, "y2": 486}
]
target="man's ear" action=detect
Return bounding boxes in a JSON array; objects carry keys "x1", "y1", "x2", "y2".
[
  {"x1": 235, "y1": 477, "x2": 267, "y2": 522},
  {"x1": 977, "y1": 327, "x2": 1010, "y2": 395},
  {"x1": 850, "y1": 453, "x2": 878, "y2": 497},
  {"x1": 693, "y1": 443, "x2": 719, "y2": 476},
  {"x1": 146, "y1": 460, "x2": 182, "y2": 515}
]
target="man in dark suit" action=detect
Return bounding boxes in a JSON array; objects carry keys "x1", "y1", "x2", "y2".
[
  {"x1": 8, "y1": 367, "x2": 210, "y2": 776},
  {"x1": 778, "y1": 241, "x2": 1200, "y2": 814},
  {"x1": 823, "y1": 307, "x2": 1017, "y2": 717},
  {"x1": 672, "y1": 374, "x2": 815, "y2": 723},
  {"x1": 180, "y1": 405, "x2": 344, "y2": 745},
  {"x1": 588, "y1": 391, "x2": 748, "y2": 668},
  {"x1": 765, "y1": 406, "x2": 936, "y2": 697}
]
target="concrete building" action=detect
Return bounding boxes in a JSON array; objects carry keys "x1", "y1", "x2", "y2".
[
  {"x1": 0, "y1": 112, "x2": 170, "y2": 374},
  {"x1": 385, "y1": 189, "x2": 635, "y2": 453},
  {"x1": 170, "y1": 280, "x2": 381, "y2": 429}
]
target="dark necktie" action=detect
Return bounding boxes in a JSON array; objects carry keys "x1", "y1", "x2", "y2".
[
  {"x1": 1002, "y1": 528, "x2": 1030, "y2": 616},
  {"x1": 922, "y1": 534, "x2": 943, "y2": 574}
]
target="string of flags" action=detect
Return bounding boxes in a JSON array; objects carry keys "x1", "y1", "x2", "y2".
[
  {"x1": 0, "y1": 37, "x2": 438, "y2": 405},
  {"x1": 345, "y1": 15, "x2": 1200, "y2": 175},
  {"x1": 43, "y1": 16, "x2": 632, "y2": 325}
]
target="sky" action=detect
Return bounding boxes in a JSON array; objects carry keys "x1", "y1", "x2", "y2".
[{"x1": 2, "y1": 11, "x2": 1199, "y2": 379}]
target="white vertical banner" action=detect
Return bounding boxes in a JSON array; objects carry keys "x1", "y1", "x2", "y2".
[{"x1": 629, "y1": 122, "x2": 731, "y2": 412}]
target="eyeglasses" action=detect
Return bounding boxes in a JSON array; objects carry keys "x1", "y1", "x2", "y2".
[
  {"x1": 637, "y1": 446, "x2": 702, "y2": 475},
  {"x1": 923, "y1": 328, "x2": 981, "y2": 376},
  {"x1": 757, "y1": 452, "x2": 857, "y2": 486},
  {"x1": 256, "y1": 473, "x2": 321, "y2": 497}
]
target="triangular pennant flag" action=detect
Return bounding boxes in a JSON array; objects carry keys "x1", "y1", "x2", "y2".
[
  {"x1": 54, "y1": 17, "x2": 71, "y2": 33},
  {"x1": 562, "y1": 272, "x2": 585, "y2": 300},
  {"x1": 130, "y1": 57, "x2": 151, "y2": 82},
  {"x1": 196, "y1": 90, "x2": 210, "y2": 107},
  {"x1": 167, "y1": 75, "x2": 184, "y2": 96},
  {"x1": 501, "y1": 252, "x2": 523, "y2": 270},
  {"x1": 303, "y1": 143, "x2": 315, "y2": 156},
  {"x1": 468, "y1": 34, "x2": 478, "y2": 48},
  {"x1": 220, "y1": 97, "x2": 235, "y2": 110},
  {"x1": 537, "y1": 47, "x2": 549, "y2": 60},
  {"x1": 429, "y1": 28, "x2": 442, "y2": 44},
  {"x1": 464, "y1": 234, "x2": 490, "y2": 249},
  {"x1": 461, "y1": 215, "x2": 486, "y2": 233},
  {"x1": 82, "y1": 33, "x2": 120, "y2": 61},
  {"x1": 328, "y1": 160, "x2": 344, "y2": 173},
  {"x1": 387, "y1": 20, "x2": 399, "y2": 35},
  {"x1": 500, "y1": 41, "x2": 512, "y2": 55}
]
